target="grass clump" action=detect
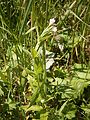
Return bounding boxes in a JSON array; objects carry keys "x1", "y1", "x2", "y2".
[{"x1": 0, "y1": 0, "x2": 90, "y2": 120}]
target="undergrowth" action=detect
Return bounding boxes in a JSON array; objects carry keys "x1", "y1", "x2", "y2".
[{"x1": 0, "y1": 0, "x2": 90, "y2": 120}]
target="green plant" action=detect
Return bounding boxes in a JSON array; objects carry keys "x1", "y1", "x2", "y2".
[{"x1": 0, "y1": 0, "x2": 90, "y2": 120}]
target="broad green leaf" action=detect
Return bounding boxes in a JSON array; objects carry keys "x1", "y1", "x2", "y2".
[
  {"x1": 22, "y1": 70, "x2": 27, "y2": 77},
  {"x1": 21, "y1": 78, "x2": 26, "y2": 87},
  {"x1": 21, "y1": 105, "x2": 29, "y2": 111},
  {"x1": 0, "y1": 71, "x2": 7, "y2": 81},
  {"x1": 27, "y1": 105, "x2": 43, "y2": 112},
  {"x1": 32, "y1": 48, "x2": 38, "y2": 58},
  {"x1": 75, "y1": 71, "x2": 90, "y2": 80},
  {"x1": 9, "y1": 103, "x2": 16, "y2": 110},
  {"x1": 71, "y1": 78, "x2": 89, "y2": 97},
  {"x1": 40, "y1": 112, "x2": 48, "y2": 120},
  {"x1": 66, "y1": 110, "x2": 76, "y2": 119},
  {"x1": 34, "y1": 63, "x2": 43, "y2": 75}
]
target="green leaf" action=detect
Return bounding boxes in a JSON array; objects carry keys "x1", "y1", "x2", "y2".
[
  {"x1": 75, "y1": 71, "x2": 90, "y2": 80},
  {"x1": 32, "y1": 48, "x2": 38, "y2": 58},
  {"x1": 19, "y1": 0, "x2": 34, "y2": 35},
  {"x1": 30, "y1": 87, "x2": 40, "y2": 106},
  {"x1": 9, "y1": 103, "x2": 16, "y2": 110},
  {"x1": 19, "y1": 65, "x2": 35, "y2": 77},
  {"x1": 58, "y1": 100, "x2": 68, "y2": 115},
  {"x1": 21, "y1": 105, "x2": 29, "y2": 111},
  {"x1": 25, "y1": 27, "x2": 36, "y2": 35},
  {"x1": 27, "y1": 105, "x2": 43, "y2": 112},
  {"x1": 40, "y1": 112, "x2": 48, "y2": 120},
  {"x1": 70, "y1": 10, "x2": 90, "y2": 28},
  {"x1": 71, "y1": 78, "x2": 89, "y2": 97},
  {"x1": 0, "y1": 26, "x2": 12, "y2": 35},
  {"x1": 66, "y1": 110, "x2": 76, "y2": 119},
  {"x1": 0, "y1": 71, "x2": 7, "y2": 81},
  {"x1": 23, "y1": 48, "x2": 31, "y2": 57},
  {"x1": 34, "y1": 63, "x2": 43, "y2": 75},
  {"x1": 0, "y1": 86, "x2": 4, "y2": 96},
  {"x1": 11, "y1": 51, "x2": 18, "y2": 68}
]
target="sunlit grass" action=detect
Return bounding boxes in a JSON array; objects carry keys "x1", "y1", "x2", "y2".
[{"x1": 0, "y1": 0, "x2": 90, "y2": 119}]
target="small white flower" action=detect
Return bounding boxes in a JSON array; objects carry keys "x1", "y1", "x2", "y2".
[
  {"x1": 46, "y1": 58, "x2": 54, "y2": 70},
  {"x1": 58, "y1": 44, "x2": 64, "y2": 52},
  {"x1": 49, "y1": 18, "x2": 55, "y2": 25},
  {"x1": 41, "y1": 99, "x2": 45, "y2": 103},
  {"x1": 52, "y1": 26, "x2": 57, "y2": 32}
]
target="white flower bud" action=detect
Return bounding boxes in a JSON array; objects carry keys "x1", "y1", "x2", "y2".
[
  {"x1": 58, "y1": 44, "x2": 64, "y2": 52},
  {"x1": 41, "y1": 99, "x2": 45, "y2": 103},
  {"x1": 49, "y1": 18, "x2": 55, "y2": 25},
  {"x1": 52, "y1": 26, "x2": 57, "y2": 32}
]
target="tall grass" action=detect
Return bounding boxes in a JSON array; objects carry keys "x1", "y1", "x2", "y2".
[{"x1": 0, "y1": 0, "x2": 90, "y2": 119}]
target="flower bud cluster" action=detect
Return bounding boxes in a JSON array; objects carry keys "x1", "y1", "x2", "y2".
[{"x1": 49, "y1": 18, "x2": 57, "y2": 33}]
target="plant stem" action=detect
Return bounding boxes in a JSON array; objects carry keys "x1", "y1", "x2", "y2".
[{"x1": 43, "y1": 0, "x2": 49, "y2": 96}]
